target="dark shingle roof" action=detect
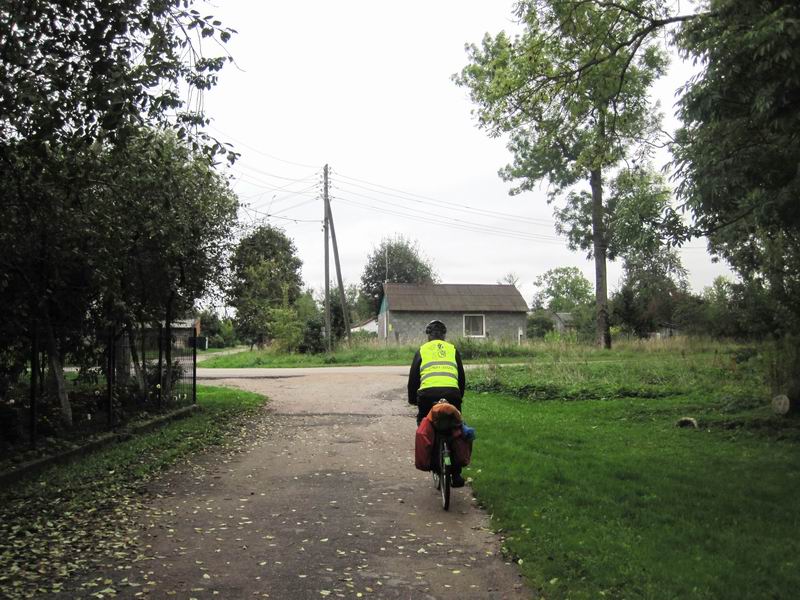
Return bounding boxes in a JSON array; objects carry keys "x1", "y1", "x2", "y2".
[{"x1": 383, "y1": 283, "x2": 528, "y2": 312}]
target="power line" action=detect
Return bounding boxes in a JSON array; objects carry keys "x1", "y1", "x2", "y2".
[
  {"x1": 239, "y1": 204, "x2": 322, "y2": 225},
  {"x1": 242, "y1": 183, "x2": 320, "y2": 210},
  {"x1": 332, "y1": 194, "x2": 565, "y2": 244},
  {"x1": 233, "y1": 161, "x2": 321, "y2": 183},
  {"x1": 208, "y1": 124, "x2": 322, "y2": 169},
  {"x1": 332, "y1": 169, "x2": 556, "y2": 226},
  {"x1": 332, "y1": 186, "x2": 562, "y2": 240}
]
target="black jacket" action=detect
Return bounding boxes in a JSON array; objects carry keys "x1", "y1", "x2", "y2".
[{"x1": 407, "y1": 344, "x2": 466, "y2": 404}]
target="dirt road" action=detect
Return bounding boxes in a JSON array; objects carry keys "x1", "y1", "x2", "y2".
[{"x1": 133, "y1": 367, "x2": 531, "y2": 599}]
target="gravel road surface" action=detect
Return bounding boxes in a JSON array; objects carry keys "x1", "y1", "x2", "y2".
[{"x1": 130, "y1": 367, "x2": 531, "y2": 599}]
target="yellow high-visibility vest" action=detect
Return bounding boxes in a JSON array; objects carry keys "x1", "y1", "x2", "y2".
[{"x1": 418, "y1": 340, "x2": 459, "y2": 390}]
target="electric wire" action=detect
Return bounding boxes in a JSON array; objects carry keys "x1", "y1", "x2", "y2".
[
  {"x1": 330, "y1": 187, "x2": 563, "y2": 242},
  {"x1": 208, "y1": 124, "x2": 322, "y2": 169},
  {"x1": 331, "y1": 169, "x2": 557, "y2": 226},
  {"x1": 332, "y1": 194, "x2": 565, "y2": 244}
]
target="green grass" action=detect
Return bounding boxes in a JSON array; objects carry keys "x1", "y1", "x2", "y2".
[
  {"x1": 201, "y1": 335, "x2": 747, "y2": 369},
  {"x1": 197, "y1": 346, "x2": 240, "y2": 354},
  {"x1": 0, "y1": 385, "x2": 268, "y2": 598},
  {"x1": 198, "y1": 336, "x2": 606, "y2": 368},
  {"x1": 462, "y1": 348, "x2": 800, "y2": 599},
  {"x1": 201, "y1": 343, "x2": 419, "y2": 367}
]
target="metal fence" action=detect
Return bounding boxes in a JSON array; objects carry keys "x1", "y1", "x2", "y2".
[{"x1": 12, "y1": 326, "x2": 197, "y2": 451}]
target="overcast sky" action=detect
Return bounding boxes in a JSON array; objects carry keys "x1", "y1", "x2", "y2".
[{"x1": 201, "y1": 0, "x2": 733, "y2": 307}]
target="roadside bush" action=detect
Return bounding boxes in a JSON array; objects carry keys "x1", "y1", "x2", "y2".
[
  {"x1": 299, "y1": 314, "x2": 325, "y2": 354},
  {"x1": 527, "y1": 310, "x2": 554, "y2": 338}
]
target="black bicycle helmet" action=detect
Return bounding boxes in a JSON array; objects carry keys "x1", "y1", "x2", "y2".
[{"x1": 425, "y1": 319, "x2": 447, "y2": 335}]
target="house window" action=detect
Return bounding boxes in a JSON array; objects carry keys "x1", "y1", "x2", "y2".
[{"x1": 463, "y1": 314, "x2": 485, "y2": 338}]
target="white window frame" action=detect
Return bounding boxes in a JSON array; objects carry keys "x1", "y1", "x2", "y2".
[{"x1": 463, "y1": 314, "x2": 486, "y2": 338}]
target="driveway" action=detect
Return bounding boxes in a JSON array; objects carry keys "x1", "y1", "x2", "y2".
[{"x1": 130, "y1": 366, "x2": 531, "y2": 599}]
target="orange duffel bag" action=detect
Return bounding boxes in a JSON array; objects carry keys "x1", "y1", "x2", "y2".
[{"x1": 428, "y1": 401, "x2": 463, "y2": 431}]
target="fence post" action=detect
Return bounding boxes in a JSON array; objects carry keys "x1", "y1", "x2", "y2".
[
  {"x1": 107, "y1": 327, "x2": 115, "y2": 428},
  {"x1": 192, "y1": 333, "x2": 197, "y2": 405},
  {"x1": 29, "y1": 325, "x2": 38, "y2": 449},
  {"x1": 157, "y1": 323, "x2": 163, "y2": 409}
]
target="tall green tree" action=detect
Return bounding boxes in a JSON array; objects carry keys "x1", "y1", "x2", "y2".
[
  {"x1": 532, "y1": 267, "x2": 593, "y2": 312},
  {"x1": 229, "y1": 225, "x2": 304, "y2": 347},
  {"x1": 456, "y1": 1, "x2": 671, "y2": 348},
  {"x1": 610, "y1": 246, "x2": 688, "y2": 337},
  {"x1": 360, "y1": 235, "x2": 438, "y2": 315}
]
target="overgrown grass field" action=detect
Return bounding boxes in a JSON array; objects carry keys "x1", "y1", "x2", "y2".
[
  {"x1": 462, "y1": 342, "x2": 800, "y2": 599},
  {"x1": 199, "y1": 336, "x2": 651, "y2": 368},
  {"x1": 0, "y1": 385, "x2": 268, "y2": 599}
]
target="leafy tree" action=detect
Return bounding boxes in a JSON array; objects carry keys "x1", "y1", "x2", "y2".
[
  {"x1": 360, "y1": 235, "x2": 437, "y2": 315},
  {"x1": 455, "y1": 0, "x2": 669, "y2": 348},
  {"x1": 1, "y1": 128, "x2": 237, "y2": 422},
  {"x1": 555, "y1": 166, "x2": 679, "y2": 262},
  {"x1": 610, "y1": 246, "x2": 687, "y2": 337},
  {"x1": 526, "y1": 310, "x2": 554, "y2": 339},
  {"x1": 267, "y1": 308, "x2": 304, "y2": 353},
  {"x1": 197, "y1": 309, "x2": 238, "y2": 348},
  {"x1": 0, "y1": 0, "x2": 235, "y2": 425},
  {"x1": 673, "y1": 0, "x2": 800, "y2": 335},
  {"x1": 532, "y1": 267, "x2": 593, "y2": 312},
  {"x1": 229, "y1": 225, "x2": 304, "y2": 347},
  {"x1": 0, "y1": 0, "x2": 235, "y2": 154}
]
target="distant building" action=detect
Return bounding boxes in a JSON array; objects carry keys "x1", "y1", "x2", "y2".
[
  {"x1": 378, "y1": 283, "x2": 528, "y2": 344},
  {"x1": 350, "y1": 317, "x2": 378, "y2": 334},
  {"x1": 551, "y1": 312, "x2": 575, "y2": 333}
]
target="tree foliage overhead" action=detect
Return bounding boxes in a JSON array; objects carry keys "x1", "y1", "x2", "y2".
[
  {"x1": 455, "y1": 0, "x2": 670, "y2": 348},
  {"x1": 0, "y1": 0, "x2": 235, "y2": 153},
  {"x1": 360, "y1": 235, "x2": 438, "y2": 315},
  {"x1": 673, "y1": 0, "x2": 800, "y2": 331}
]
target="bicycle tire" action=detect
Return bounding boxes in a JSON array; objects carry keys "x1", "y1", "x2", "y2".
[{"x1": 440, "y1": 437, "x2": 450, "y2": 511}]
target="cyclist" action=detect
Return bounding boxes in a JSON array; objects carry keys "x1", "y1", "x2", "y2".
[{"x1": 408, "y1": 319, "x2": 466, "y2": 487}]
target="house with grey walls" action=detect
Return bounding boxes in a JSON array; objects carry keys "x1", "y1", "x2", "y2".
[{"x1": 378, "y1": 283, "x2": 528, "y2": 344}]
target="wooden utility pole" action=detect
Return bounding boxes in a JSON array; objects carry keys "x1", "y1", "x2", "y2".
[
  {"x1": 325, "y1": 174, "x2": 351, "y2": 344},
  {"x1": 324, "y1": 164, "x2": 332, "y2": 352}
]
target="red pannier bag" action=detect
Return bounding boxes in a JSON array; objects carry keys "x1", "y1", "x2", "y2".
[
  {"x1": 451, "y1": 433, "x2": 472, "y2": 467},
  {"x1": 415, "y1": 417, "x2": 435, "y2": 471},
  {"x1": 415, "y1": 412, "x2": 473, "y2": 471}
]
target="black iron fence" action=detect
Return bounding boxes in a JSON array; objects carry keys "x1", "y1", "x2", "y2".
[{"x1": 2, "y1": 327, "x2": 197, "y2": 456}]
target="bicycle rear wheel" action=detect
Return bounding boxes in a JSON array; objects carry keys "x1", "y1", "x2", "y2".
[{"x1": 439, "y1": 438, "x2": 450, "y2": 511}]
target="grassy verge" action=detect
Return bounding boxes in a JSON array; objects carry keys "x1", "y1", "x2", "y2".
[
  {"x1": 197, "y1": 346, "x2": 238, "y2": 354},
  {"x1": 200, "y1": 337, "x2": 570, "y2": 368},
  {"x1": 201, "y1": 336, "x2": 729, "y2": 368},
  {"x1": 463, "y1": 349, "x2": 800, "y2": 599},
  {"x1": 0, "y1": 385, "x2": 267, "y2": 599}
]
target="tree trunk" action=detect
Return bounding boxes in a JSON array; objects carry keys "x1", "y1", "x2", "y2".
[
  {"x1": 126, "y1": 322, "x2": 146, "y2": 401},
  {"x1": 43, "y1": 311, "x2": 72, "y2": 427},
  {"x1": 590, "y1": 167, "x2": 612, "y2": 349}
]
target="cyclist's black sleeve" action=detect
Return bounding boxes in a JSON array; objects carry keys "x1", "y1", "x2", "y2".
[
  {"x1": 455, "y1": 350, "x2": 466, "y2": 397},
  {"x1": 408, "y1": 350, "x2": 422, "y2": 404}
]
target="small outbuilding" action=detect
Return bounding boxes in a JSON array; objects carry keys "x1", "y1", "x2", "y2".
[
  {"x1": 551, "y1": 312, "x2": 575, "y2": 333},
  {"x1": 378, "y1": 283, "x2": 528, "y2": 344},
  {"x1": 350, "y1": 317, "x2": 379, "y2": 335}
]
